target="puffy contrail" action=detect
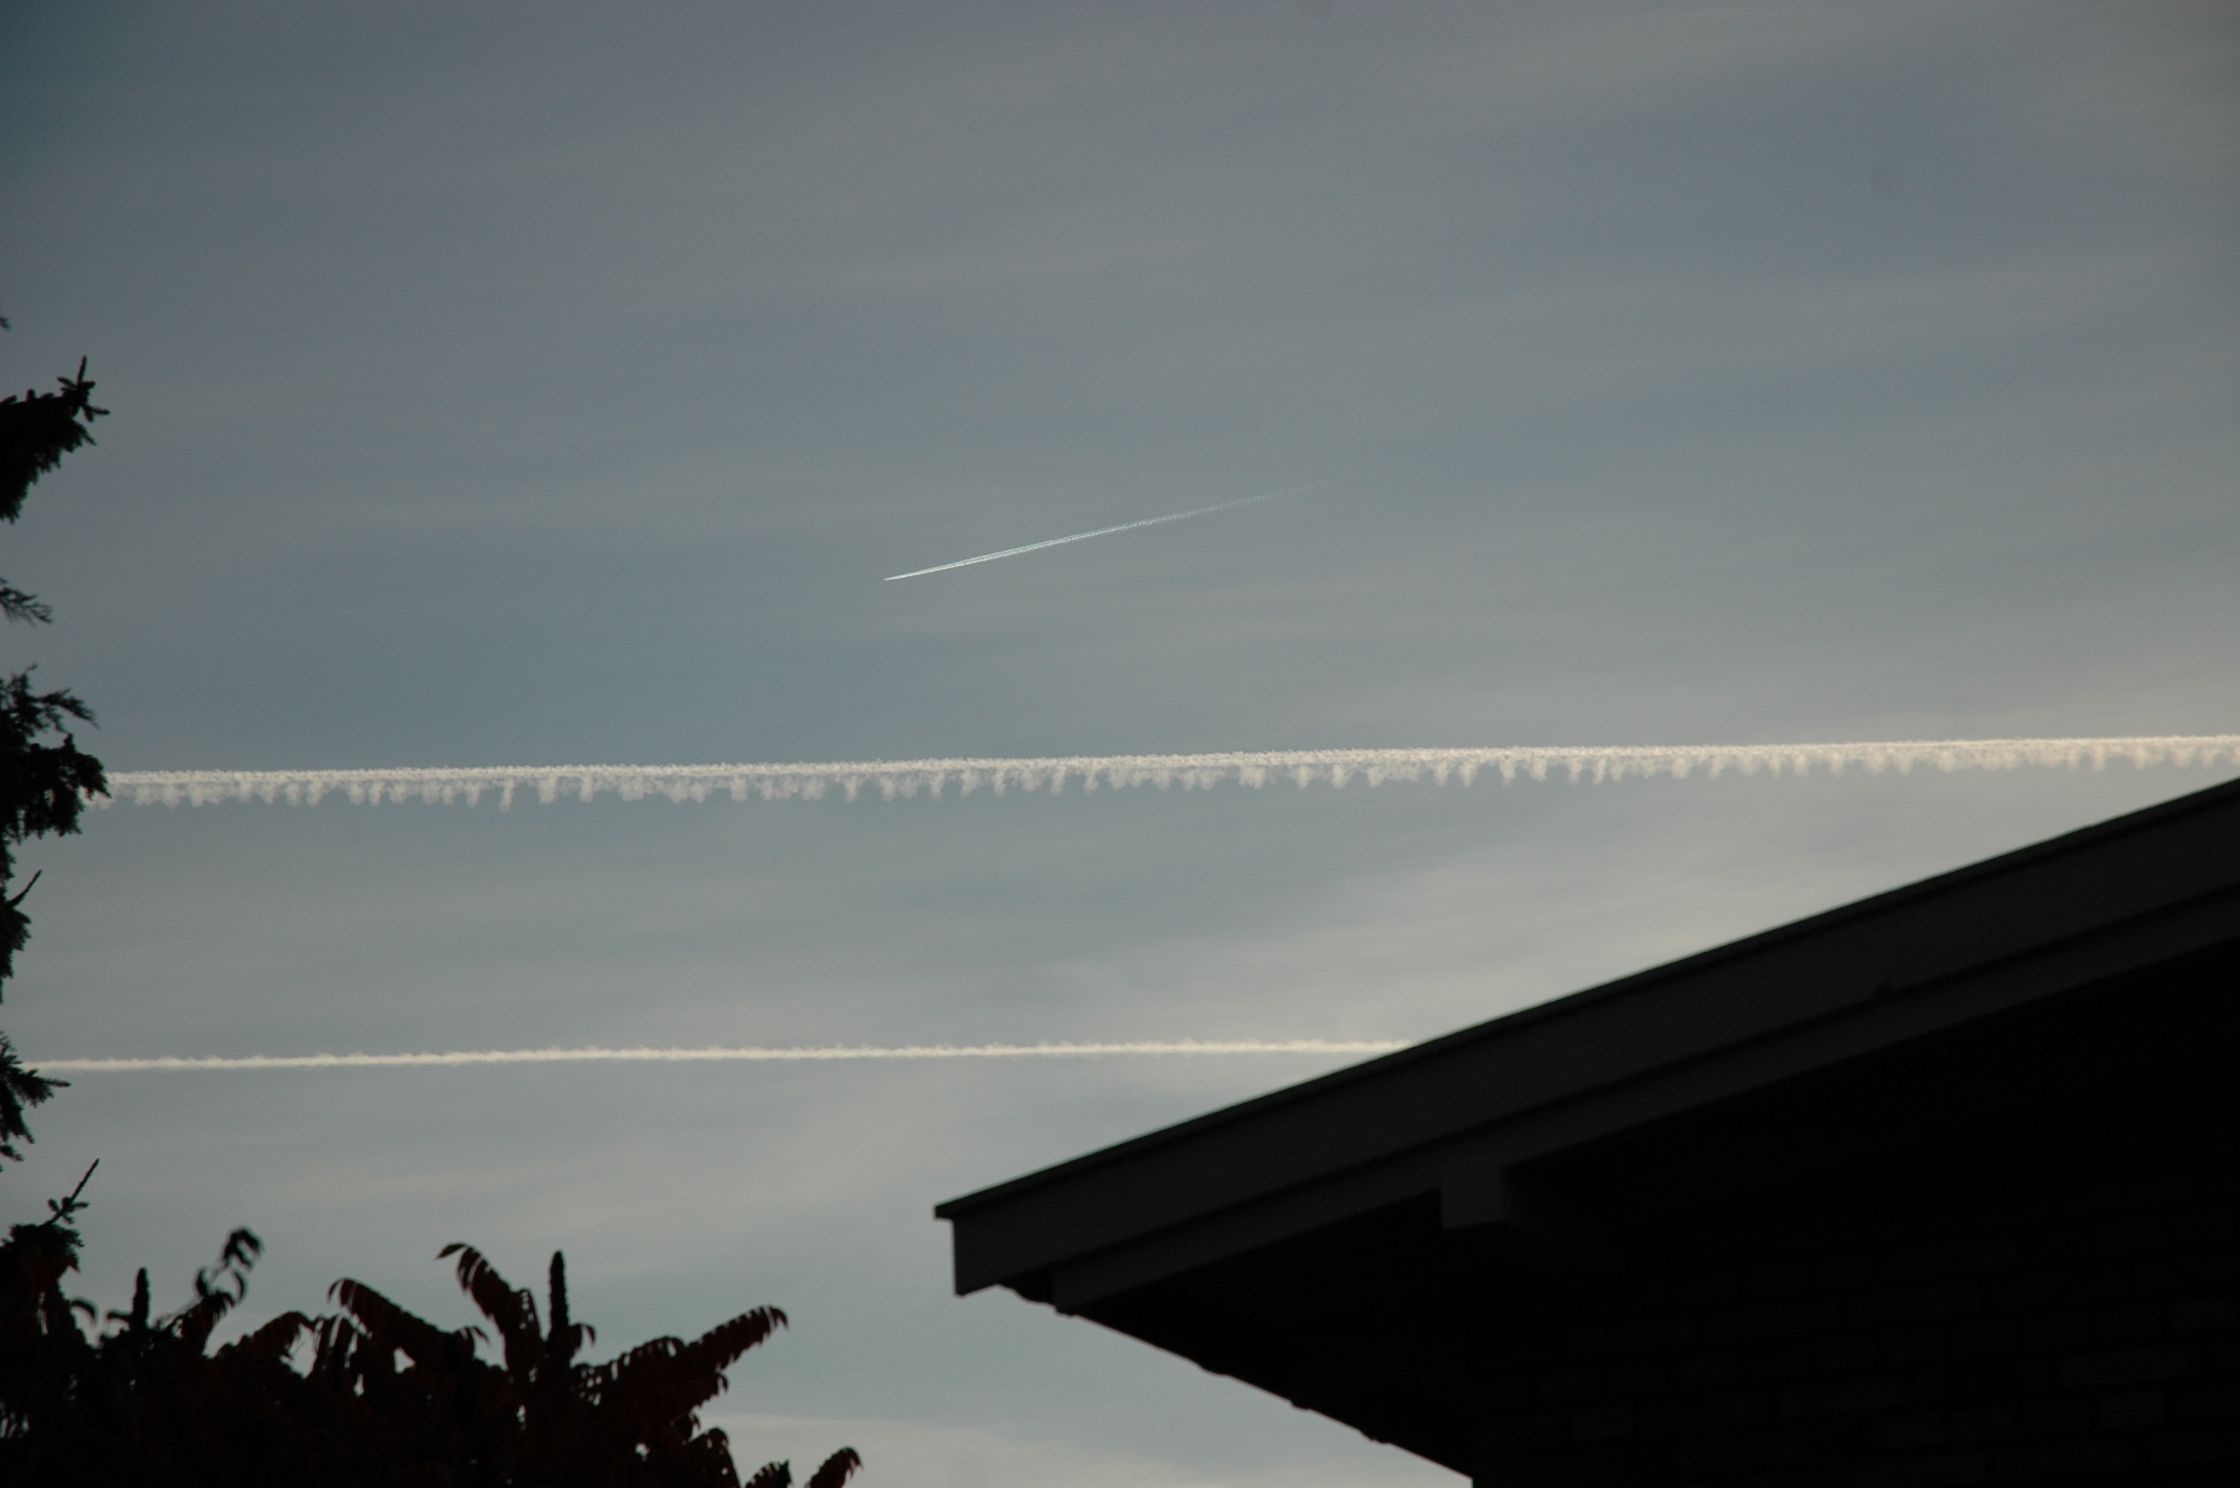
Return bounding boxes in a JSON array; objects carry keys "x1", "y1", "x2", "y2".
[
  {"x1": 39, "y1": 1040, "x2": 1410, "y2": 1074},
  {"x1": 884, "y1": 482, "x2": 1320, "y2": 581},
  {"x1": 93, "y1": 736, "x2": 2240, "y2": 810}
]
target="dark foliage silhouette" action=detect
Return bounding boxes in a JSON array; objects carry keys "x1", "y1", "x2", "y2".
[
  {"x1": 1, "y1": 1223, "x2": 861, "y2": 1487},
  {"x1": 0, "y1": 322, "x2": 860, "y2": 1485},
  {"x1": 0, "y1": 349, "x2": 107, "y2": 527},
  {"x1": 1, "y1": 322, "x2": 109, "y2": 1168}
]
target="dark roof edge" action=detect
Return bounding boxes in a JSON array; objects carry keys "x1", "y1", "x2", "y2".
[{"x1": 936, "y1": 774, "x2": 2240, "y2": 1220}]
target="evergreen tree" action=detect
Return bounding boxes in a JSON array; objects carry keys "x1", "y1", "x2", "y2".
[{"x1": 1, "y1": 320, "x2": 109, "y2": 1166}]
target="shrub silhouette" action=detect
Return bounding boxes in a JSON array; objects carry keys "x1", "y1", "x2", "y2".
[{"x1": 0, "y1": 1215, "x2": 860, "y2": 1488}]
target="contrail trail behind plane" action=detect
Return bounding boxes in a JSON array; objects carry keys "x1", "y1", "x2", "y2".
[
  {"x1": 40, "y1": 1040, "x2": 1412, "y2": 1073},
  {"x1": 884, "y1": 482, "x2": 1321, "y2": 581},
  {"x1": 96, "y1": 736, "x2": 2240, "y2": 810}
]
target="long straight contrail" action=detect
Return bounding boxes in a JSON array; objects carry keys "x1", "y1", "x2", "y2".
[
  {"x1": 94, "y1": 736, "x2": 2240, "y2": 810},
  {"x1": 39, "y1": 1040, "x2": 1409, "y2": 1074},
  {"x1": 884, "y1": 483, "x2": 1319, "y2": 581}
]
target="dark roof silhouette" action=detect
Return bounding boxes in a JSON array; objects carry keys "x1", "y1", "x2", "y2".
[{"x1": 937, "y1": 778, "x2": 2240, "y2": 1477}]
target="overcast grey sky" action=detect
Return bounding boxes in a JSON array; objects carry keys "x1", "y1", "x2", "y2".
[{"x1": 5, "y1": 4, "x2": 2237, "y2": 1483}]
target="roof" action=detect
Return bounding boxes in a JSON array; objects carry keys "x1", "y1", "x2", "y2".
[{"x1": 935, "y1": 776, "x2": 2240, "y2": 1468}]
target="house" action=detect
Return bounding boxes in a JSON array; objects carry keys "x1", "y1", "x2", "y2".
[{"x1": 936, "y1": 779, "x2": 2238, "y2": 1485}]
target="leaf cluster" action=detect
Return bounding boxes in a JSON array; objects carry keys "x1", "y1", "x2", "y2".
[
  {"x1": 0, "y1": 1220, "x2": 862, "y2": 1488},
  {"x1": 0, "y1": 354, "x2": 106, "y2": 526},
  {"x1": 1, "y1": 673, "x2": 106, "y2": 988}
]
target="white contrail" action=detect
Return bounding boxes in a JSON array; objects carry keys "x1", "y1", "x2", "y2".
[
  {"x1": 94, "y1": 736, "x2": 2240, "y2": 811},
  {"x1": 884, "y1": 482, "x2": 1319, "y2": 581},
  {"x1": 39, "y1": 1040, "x2": 1410, "y2": 1074}
]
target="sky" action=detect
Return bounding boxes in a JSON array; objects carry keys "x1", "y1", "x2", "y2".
[{"x1": 4, "y1": 3, "x2": 2238, "y2": 1483}]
